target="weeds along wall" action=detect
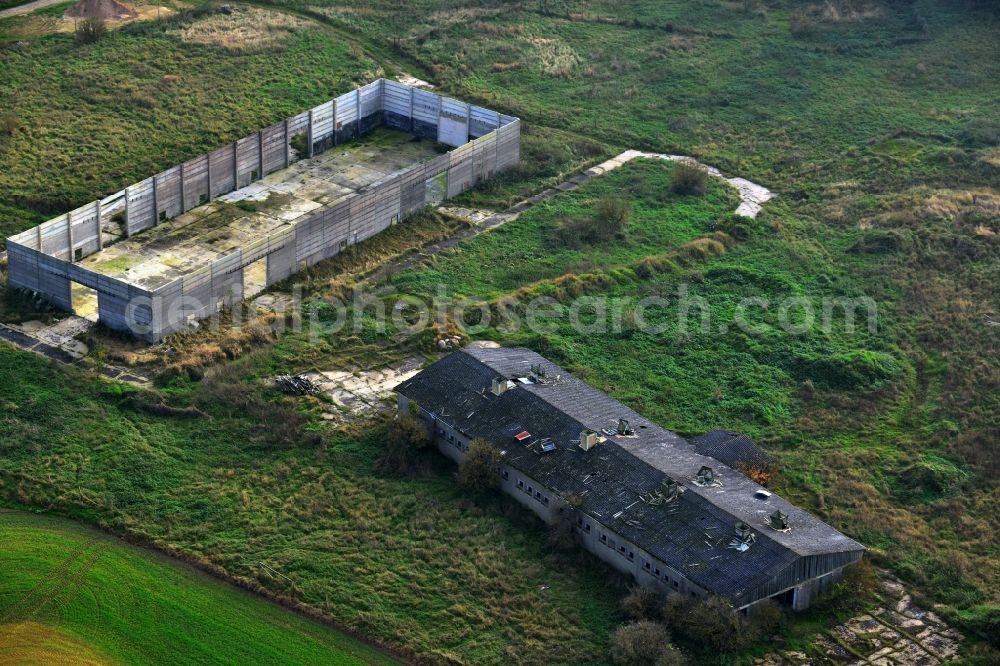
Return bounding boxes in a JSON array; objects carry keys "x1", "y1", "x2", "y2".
[{"x1": 5, "y1": 79, "x2": 520, "y2": 341}]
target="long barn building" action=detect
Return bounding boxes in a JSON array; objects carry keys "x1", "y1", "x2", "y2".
[{"x1": 395, "y1": 346, "x2": 864, "y2": 612}]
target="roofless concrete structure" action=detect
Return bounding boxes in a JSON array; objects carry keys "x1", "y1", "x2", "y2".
[
  {"x1": 5, "y1": 80, "x2": 519, "y2": 340},
  {"x1": 396, "y1": 347, "x2": 865, "y2": 612}
]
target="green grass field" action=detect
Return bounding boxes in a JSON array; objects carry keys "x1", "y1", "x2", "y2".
[
  {"x1": 0, "y1": 510, "x2": 396, "y2": 665},
  {"x1": 1, "y1": 0, "x2": 999, "y2": 662}
]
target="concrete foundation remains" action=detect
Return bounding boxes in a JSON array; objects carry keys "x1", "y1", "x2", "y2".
[{"x1": 5, "y1": 79, "x2": 520, "y2": 341}]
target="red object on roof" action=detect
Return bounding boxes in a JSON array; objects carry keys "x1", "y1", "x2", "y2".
[{"x1": 514, "y1": 431, "x2": 531, "y2": 441}]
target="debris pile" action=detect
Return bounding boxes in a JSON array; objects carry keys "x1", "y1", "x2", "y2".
[
  {"x1": 272, "y1": 374, "x2": 320, "y2": 395},
  {"x1": 436, "y1": 336, "x2": 463, "y2": 350}
]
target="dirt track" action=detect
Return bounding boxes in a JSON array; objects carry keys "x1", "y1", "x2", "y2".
[{"x1": 0, "y1": 0, "x2": 68, "y2": 19}]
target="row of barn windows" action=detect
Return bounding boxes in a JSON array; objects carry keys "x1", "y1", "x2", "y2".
[
  {"x1": 502, "y1": 470, "x2": 550, "y2": 506},
  {"x1": 580, "y1": 518, "x2": 687, "y2": 593},
  {"x1": 438, "y1": 426, "x2": 470, "y2": 453},
  {"x1": 432, "y1": 415, "x2": 697, "y2": 599}
]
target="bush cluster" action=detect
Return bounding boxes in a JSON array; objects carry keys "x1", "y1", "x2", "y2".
[
  {"x1": 550, "y1": 194, "x2": 630, "y2": 248},
  {"x1": 670, "y1": 163, "x2": 708, "y2": 195},
  {"x1": 76, "y1": 18, "x2": 108, "y2": 44}
]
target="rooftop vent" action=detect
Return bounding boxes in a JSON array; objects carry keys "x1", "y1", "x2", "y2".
[
  {"x1": 617, "y1": 418, "x2": 635, "y2": 436},
  {"x1": 491, "y1": 378, "x2": 514, "y2": 396},
  {"x1": 754, "y1": 489, "x2": 772, "y2": 500},
  {"x1": 768, "y1": 510, "x2": 790, "y2": 531},
  {"x1": 729, "y1": 522, "x2": 756, "y2": 551},
  {"x1": 579, "y1": 429, "x2": 602, "y2": 451},
  {"x1": 540, "y1": 440, "x2": 557, "y2": 453},
  {"x1": 695, "y1": 465, "x2": 715, "y2": 486},
  {"x1": 640, "y1": 477, "x2": 681, "y2": 506}
]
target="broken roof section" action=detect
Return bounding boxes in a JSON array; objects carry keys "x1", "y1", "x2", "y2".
[
  {"x1": 690, "y1": 429, "x2": 774, "y2": 474},
  {"x1": 396, "y1": 347, "x2": 864, "y2": 608}
]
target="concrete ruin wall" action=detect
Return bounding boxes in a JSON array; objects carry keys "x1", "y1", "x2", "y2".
[{"x1": 6, "y1": 79, "x2": 520, "y2": 341}]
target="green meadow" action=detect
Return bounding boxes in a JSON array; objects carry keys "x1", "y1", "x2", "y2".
[{"x1": 0, "y1": 510, "x2": 396, "y2": 665}]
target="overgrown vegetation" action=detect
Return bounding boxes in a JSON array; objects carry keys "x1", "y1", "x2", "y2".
[
  {"x1": 456, "y1": 437, "x2": 502, "y2": 492},
  {"x1": 0, "y1": 346, "x2": 622, "y2": 663},
  {"x1": 1, "y1": 0, "x2": 999, "y2": 661},
  {"x1": 610, "y1": 620, "x2": 687, "y2": 666}
]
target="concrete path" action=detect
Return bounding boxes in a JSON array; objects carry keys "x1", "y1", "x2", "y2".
[
  {"x1": 0, "y1": 322, "x2": 150, "y2": 384},
  {"x1": 757, "y1": 573, "x2": 962, "y2": 666},
  {"x1": 596, "y1": 150, "x2": 775, "y2": 218},
  {"x1": 301, "y1": 356, "x2": 425, "y2": 425},
  {"x1": 371, "y1": 150, "x2": 775, "y2": 283},
  {"x1": 0, "y1": 0, "x2": 67, "y2": 20}
]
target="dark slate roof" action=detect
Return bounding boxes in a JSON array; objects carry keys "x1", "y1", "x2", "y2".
[
  {"x1": 690, "y1": 430, "x2": 773, "y2": 473},
  {"x1": 395, "y1": 347, "x2": 864, "y2": 606}
]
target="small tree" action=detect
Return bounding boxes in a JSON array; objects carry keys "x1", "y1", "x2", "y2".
[
  {"x1": 457, "y1": 438, "x2": 502, "y2": 492},
  {"x1": 594, "y1": 194, "x2": 630, "y2": 241},
  {"x1": 390, "y1": 413, "x2": 432, "y2": 450},
  {"x1": 663, "y1": 594, "x2": 780, "y2": 653},
  {"x1": 546, "y1": 492, "x2": 582, "y2": 550},
  {"x1": 670, "y1": 162, "x2": 708, "y2": 195},
  {"x1": 76, "y1": 17, "x2": 108, "y2": 43},
  {"x1": 610, "y1": 620, "x2": 686, "y2": 666},
  {"x1": 377, "y1": 413, "x2": 432, "y2": 474}
]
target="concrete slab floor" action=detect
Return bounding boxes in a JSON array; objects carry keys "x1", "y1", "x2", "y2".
[{"x1": 76, "y1": 128, "x2": 442, "y2": 291}]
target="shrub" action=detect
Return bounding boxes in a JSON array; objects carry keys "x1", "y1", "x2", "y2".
[
  {"x1": 622, "y1": 585, "x2": 663, "y2": 621},
  {"x1": 679, "y1": 237, "x2": 727, "y2": 260},
  {"x1": 0, "y1": 111, "x2": 17, "y2": 137},
  {"x1": 611, "y1": 621, "x2": 663, "y2": 664},
  {"x1": 662, "y1": 595, "x2": 780, "y2": 652},
  {"x1": 663, "y1": 595, "x2": 743, "y2": 651},
  {"x1": 550, "y1": 195, "x2": 629, "y2": 248},
  {"x1": 77, "y1": 17, "x2": 108, "y2": 43},
  {"x1": 670, "y1": 162, "x2": 708, "y2": 195},
  {"x1": 596, "y1": 194, "x2": 630, "y2": 237},
  {"x1": 457, "y1": 438, "x2": 502, "y2": 492},
  {"x1": 958, "y1": 118, "x2": 1000, "y2": 149},
  {"x1": 390, "y1": 413, "x2": 432, "y2": 450},
  {"x1": 610, "y1": 621, "x2": 686, "y2": 666},
  {"x1": 818, "y1": 559, "x2": 879, "y2": 612}
]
